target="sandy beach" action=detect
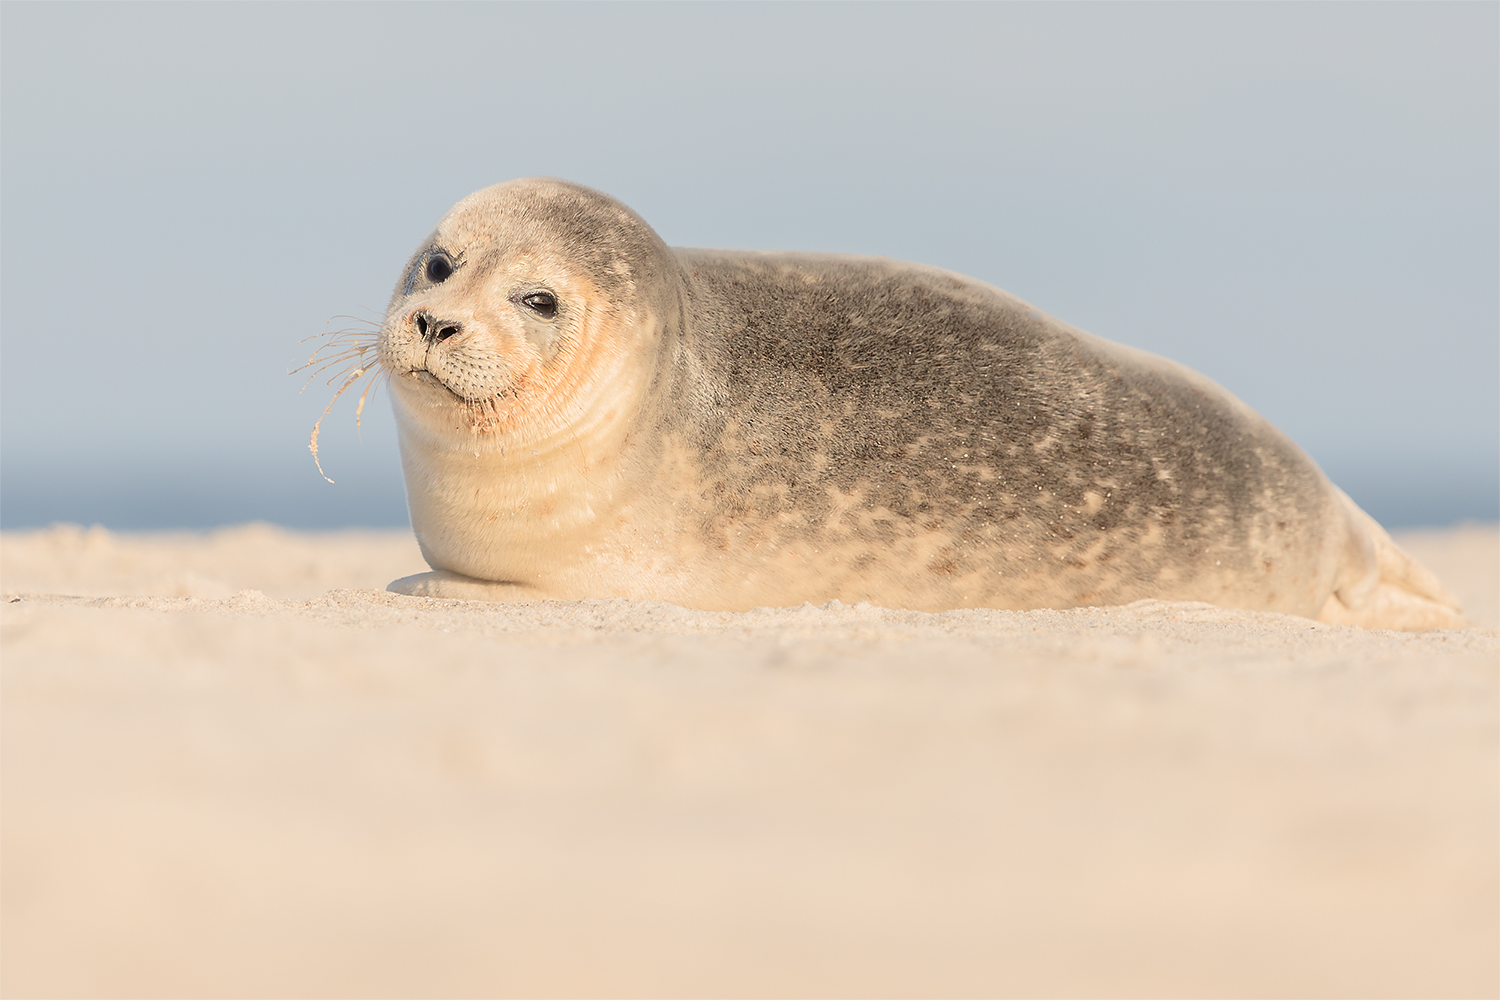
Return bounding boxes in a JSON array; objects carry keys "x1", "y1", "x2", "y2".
[{"x1": 2, "y1": 523, "x2": 1496, "y2": 997}]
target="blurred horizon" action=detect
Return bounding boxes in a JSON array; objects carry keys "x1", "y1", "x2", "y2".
[
  {"x1": 3, "y1": 3, "x2": 1496, "y2": 533},
  {"x1": 3, "y1": 441, "x2": 1494, "y2": 535}
]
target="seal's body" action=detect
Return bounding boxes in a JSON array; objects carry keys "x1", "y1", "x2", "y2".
[{"x1": 378, "y1": 178, "x2": 1464, "y2": 629}]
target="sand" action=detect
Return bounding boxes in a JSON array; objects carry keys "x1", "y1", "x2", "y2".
[{"x1": 2, "y1": 523, "x2": 1496, "y2": 998}]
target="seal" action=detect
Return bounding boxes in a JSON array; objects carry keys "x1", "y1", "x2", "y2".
[{"x1": 375, "y1": 177, "x2": 1466, "y2": 630}]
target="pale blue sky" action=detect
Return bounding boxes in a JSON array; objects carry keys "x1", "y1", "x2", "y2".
[{"x1": 2, "y1": 2, "x2": 1495, "y2": 529}]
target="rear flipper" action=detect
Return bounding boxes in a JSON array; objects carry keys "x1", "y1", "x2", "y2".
[{"x1": 1317, "y1": 490, "x2": 1470, "y2": 631}]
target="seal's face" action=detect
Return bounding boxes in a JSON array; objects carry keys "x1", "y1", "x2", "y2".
[
  {"x1": 377, "y1": 178, "x2": 676, "y2": 449},
  {"x1": 378, "y1": 237, "x2": 598, "y2": 436}
]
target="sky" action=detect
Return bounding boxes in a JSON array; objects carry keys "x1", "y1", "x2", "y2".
[{"x1": 2, "y1": 2, "x2": 1496, "y2": 531}]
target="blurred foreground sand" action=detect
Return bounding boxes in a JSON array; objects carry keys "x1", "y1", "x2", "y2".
[{"x1": 2, "y1": 524, "x2": 1496, "y2": 998}]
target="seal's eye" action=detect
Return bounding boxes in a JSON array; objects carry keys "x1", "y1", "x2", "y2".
[
  {"x1": 521, "y1": 292, "x2": 558, "y2": 319},
  {"x1": 425, "y1": 255, "x2": 454, "y2": 283}
]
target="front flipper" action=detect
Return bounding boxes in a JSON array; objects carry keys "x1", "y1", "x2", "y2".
[{"x1": 387, "y1": 570, "x2": 541, "y2": 602}]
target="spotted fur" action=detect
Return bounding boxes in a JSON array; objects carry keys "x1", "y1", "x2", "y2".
[{"x1": 378, "y1": 179, "x2": 1466, "y2": 628}]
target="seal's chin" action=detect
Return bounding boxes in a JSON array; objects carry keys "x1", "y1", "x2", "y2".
[{"x1": 404, "y1": 368, "x2": 469, "y2": 402}]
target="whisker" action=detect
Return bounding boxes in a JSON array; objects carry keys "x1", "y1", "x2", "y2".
[
  {"x1": 292, "y1": 338, "x2": 375, "y2": 372},
  {"x1": 295, "y1": 318, "x2": 380, "y2": 349},
  {"x1": 308, "y1": 364, "x2": 375, "y2": 483},
  {"x1": 353, "y1": 367, "x2": 387, "y2": 436},
  {"x1": 298, "y1": 317, "x2": 386, "y2": 482},
  {"x1": 309, "y1": 350, "x2": 375, "y2": 383}
]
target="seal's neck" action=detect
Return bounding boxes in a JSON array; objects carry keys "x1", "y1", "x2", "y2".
[{"x1": 390, "y1": 323, "x2": 674, "y2": 583}]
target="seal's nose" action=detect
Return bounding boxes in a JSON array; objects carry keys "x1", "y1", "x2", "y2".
[{"x1": 413, "y1": 310, "x2": 461, "y2": 343}]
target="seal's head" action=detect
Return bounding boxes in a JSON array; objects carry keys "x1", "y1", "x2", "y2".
[{"x1": 378, "y1": 178, "x2": 679, "y2": 449}]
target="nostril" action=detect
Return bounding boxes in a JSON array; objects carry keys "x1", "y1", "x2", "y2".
[{"x1": 413, "y1": 311, "x2": 461, "y2": 343}]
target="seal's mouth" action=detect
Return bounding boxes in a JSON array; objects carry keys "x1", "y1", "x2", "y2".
[
  {"x1": 407, "y1": 369, "x2": 447, "y2": 390},
  {"x1": 404, "y1": 368, "x2": 466, "y2": 400},
  {"x1": 402, "y1": 367, "x2": 506, "y2": 410}
]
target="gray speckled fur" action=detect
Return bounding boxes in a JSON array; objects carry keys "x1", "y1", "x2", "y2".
[
  {"x1": 645, "y1": 250, "x2": 1337, "y2": 612},
  {"x1": 378, "y1": 178, "x2": 1463, "y2": 625}
]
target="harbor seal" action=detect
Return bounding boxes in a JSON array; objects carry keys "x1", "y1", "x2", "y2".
[{"x1": 374, "y1": 177, "x2": 1465, "y2": 630}]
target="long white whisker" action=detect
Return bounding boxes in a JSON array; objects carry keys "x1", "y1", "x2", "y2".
[{"x1": 299, "y1": 319, "x2": 384, "y2": 482}]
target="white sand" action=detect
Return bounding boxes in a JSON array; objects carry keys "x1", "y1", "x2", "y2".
[{"x1": 2, "y1": 523, "x2": 1496, "y2": 998}]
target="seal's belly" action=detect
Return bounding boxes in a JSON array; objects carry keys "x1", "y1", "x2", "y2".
[{"x1": 506, "y1": 445, "x2": 1344, "y2": 618}]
